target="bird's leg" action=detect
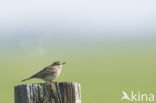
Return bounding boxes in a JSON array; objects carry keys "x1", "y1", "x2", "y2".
[{"x1": 50, "y1": 80, "x2": 54, "y2": 83}]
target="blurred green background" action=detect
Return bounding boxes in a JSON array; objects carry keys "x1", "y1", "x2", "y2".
[
  {"x1": 0, "y1": 38, "x2": 156, "y2": 103},
  {"x1": 0, "y1": 0, "x2": 156, "y2": 102}
]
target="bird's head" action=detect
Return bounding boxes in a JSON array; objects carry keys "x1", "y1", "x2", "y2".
[{"x1": 52, "y1": 61, "x2": 66, "y2": 66}]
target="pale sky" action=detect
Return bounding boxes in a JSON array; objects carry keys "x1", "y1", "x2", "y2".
[{"x1": 0, "y1": 0, "x2": 156, "y2": 39}]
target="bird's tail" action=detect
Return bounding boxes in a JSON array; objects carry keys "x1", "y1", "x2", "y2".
[{"x1": 21, "y1": 77, "x2": 33, "y2": 82}]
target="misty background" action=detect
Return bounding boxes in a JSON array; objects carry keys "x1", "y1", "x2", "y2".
[{"x1": 0, "y1": 0, "x2": 156, "y2": 103}]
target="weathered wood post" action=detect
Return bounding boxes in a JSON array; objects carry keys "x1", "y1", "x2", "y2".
[{"x1": 14, "y1": 82, "x2": 81, "y2": 103}]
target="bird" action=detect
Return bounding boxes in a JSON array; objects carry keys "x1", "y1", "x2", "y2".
[{"x1": 22, "y1": 61, "x2": 66, "y2": 82}]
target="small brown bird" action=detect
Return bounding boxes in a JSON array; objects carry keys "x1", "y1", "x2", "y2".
[{"x1": 22, "y1": 61, "x2": 66, "y2": 82}]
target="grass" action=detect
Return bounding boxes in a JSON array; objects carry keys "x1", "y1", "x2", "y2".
[{"x1": 0, "y1": 43, "x2": 156, "y2": 103}]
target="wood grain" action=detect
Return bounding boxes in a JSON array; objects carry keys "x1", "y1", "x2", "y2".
[{"x1": 14, "y1": 82, "x2": 81, "y2": 103}]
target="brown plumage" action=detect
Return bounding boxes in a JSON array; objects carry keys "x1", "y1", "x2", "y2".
[{"x1": 22, "y1": 61, "x2": 66, "y2": 82}]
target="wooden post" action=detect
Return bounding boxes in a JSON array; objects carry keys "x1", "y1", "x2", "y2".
[{"x1": 14, "y1": 82, "x2": 81, "y2": 103}]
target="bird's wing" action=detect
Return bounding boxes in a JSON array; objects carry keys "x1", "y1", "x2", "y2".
[{"x1": 31, "y1": 66, "x2": 55, "y2": 78}]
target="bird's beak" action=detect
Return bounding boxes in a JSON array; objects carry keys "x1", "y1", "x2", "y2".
[{"x1": 62, "y1": 62, "x2": 66, "y2": 65}]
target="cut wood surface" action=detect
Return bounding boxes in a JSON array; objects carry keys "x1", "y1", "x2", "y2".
[{"x1": 14, "y1": 82, "x2": 81, "y2": 103}]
